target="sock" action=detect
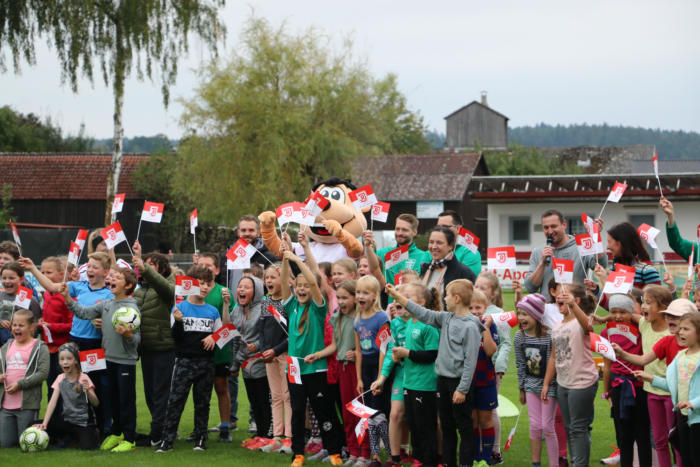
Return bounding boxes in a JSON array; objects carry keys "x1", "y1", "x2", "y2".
[
  {"x1": 480, "y1": 426, "x2": 495, "y2": 462},
  {"x1": 392, "y1": 455, "x2": 401, "y2": 462},
  {"x1": 220, "y1": 421, "x2": 229, "y2": 430},
  {"x1": 473, "y1": 429, "x2": 482, "y2": 461}
]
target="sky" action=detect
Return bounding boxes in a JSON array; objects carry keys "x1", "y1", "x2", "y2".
[{"x1": 0, "y1": 0, "x2": 698, "y2": 140}]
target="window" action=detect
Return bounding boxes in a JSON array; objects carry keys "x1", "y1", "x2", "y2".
[
  {"x1": 509, "y1": 217, "x2": 530, "y2": 244},
  {"x1": 628, "y1": 214, "x2": 656, "y2": 260},
  {"x1": 565, "y1": 216, "x2": 588, "y2": 235}
]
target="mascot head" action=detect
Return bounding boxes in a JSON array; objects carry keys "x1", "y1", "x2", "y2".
[{"x1": 302, "y1": 177, "x2": 368, "y2": 244}]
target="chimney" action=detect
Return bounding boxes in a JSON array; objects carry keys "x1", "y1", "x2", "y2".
[{"x1": 480, "y1": 91, "x2": 488, "y2": 107}]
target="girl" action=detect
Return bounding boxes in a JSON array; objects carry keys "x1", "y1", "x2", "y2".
[
  {"x1": 0, "y1": 262, "x2": 42, "y2": 344},
  {"x1": 331, "y1": 259, "x2": 357, "y2": 290},
  {"x1": 601, "y1": 294, "x2": 651, "y2": 467},
  {"x1": 357, "y1": 257, "x2": 371, "y2": 277},
  {"x1": 38, "y1": 343, "x2": 99, "y2": 449},
  {"x1": 542, "y1": 283, "x2": 598, "y2": 467},
  {"x1": 636, "y1": 312, "x2": 700, "y2": 467},
  {"x1": 0, "y1": 309, "x2": 49, "y2": 447},
  {"x1": 469, "y1": 289, "x2": 499, "y2": 466},
  {"x1": 259, "y1": 263, "x2": 293, "y2": 454},
  {"x1": 596, "y1": 222, "x2": 661, "y2": 290},
  {"x1": 514, "y1": 293, "x2": 558, "y2": 467},
  {"x1": 281, "y1": 250, "x2": 344, "y2": 467},
  {"x1": 475, "y1": 271, "x2": 511, "y2": 464}
]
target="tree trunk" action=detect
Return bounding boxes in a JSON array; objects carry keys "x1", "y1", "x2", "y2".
[{"x1": 104, "y1": 37, "x2": 126, "y2": 226}]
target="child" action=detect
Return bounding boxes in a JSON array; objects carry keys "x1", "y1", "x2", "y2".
[
  {"x1": 281, "y1": 250, "x2": 344, "y2": 467},
  {"x1": 0, "y1": 241, "x2": 41, "y2": 300},
  {"x1": 514, "y1": 293, "x2": 558, "y2": 467},
  {"x1": 357, "y1": 257, "x2": 371, "y2": 277},
  {"x1": 0, "y1": 262, "x2": 42, "y2": 344},
  {"x1": 542, "y1": 283, "x2": 598, "y2": 467},
  {"x1": 601, "y1": 294, "x2": 651, "y2": 467},
  {"x1": 0, "y1": 309, "x2": 49, "y2": 447},
  {"x1": 636, "y1": 311, "x2": 700, "y2": 467},
  {"x1": 38, "y1": 343, "x2": 99, "y2": 449},
  {"x1": 259, "y1": 263, "x2": 292, "y2": 454},
  {"x1": 61, "y1": 267, "x2": 140, "y2": 452},
  {"x1": 475, "y1": 271, "x2": 511, "y2": 465},
  {"x1": 156, "y1": 265, "x2": 221, "y2": 453}
]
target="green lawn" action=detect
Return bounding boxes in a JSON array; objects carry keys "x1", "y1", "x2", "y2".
[{"x1": 0, "y1": 291, "x2": 621, "y2": 466}]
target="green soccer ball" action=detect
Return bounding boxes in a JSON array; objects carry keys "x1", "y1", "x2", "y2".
[
  {"x1": 112, "y1": 306, "x2": 141, "y2": 330},
  {"x1": 19, "y1": 427, "x2": 49, "y2": 452}
]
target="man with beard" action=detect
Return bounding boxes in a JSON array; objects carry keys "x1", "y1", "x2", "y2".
[
  {"x1": 223, "y1": 215, "x2": 279, "y2": 292},
  {"x1": 370, "y1": 213, "x2": 429, "y2": 287}
]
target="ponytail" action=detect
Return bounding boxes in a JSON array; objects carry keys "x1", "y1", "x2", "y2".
[{"x1": 298, "y1": 304, "x2": 310, "y2": 335}]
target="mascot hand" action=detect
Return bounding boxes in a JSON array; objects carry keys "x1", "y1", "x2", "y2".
[
  {"x1": 258, "y1": 211, "x2": 276, "y2": 228},
  {"x1": 322, "y1": 220, "x2": 343, "y2": 239}
]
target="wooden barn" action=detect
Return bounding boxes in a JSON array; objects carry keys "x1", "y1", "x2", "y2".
[{"x1": 445, "y1": 92, "x2": 508, "y2": 150}]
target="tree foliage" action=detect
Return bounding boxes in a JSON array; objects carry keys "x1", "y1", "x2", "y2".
[
  {"x1": 0, "y1": 106, "x2": 94, "y2": 152},
  {"x1": 484, "y1": 144, "x2": 583, "y2": 175},
  {"x1": 175, "y1": 17, "x2": 431, "y2": 225}
]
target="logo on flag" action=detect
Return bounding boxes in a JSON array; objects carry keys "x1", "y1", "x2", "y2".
[
  {"x1": 100, "y1": 221, "x2": 127, "y2": 249},
  {"x1": 190, "y1": 209, "x2": 198, "y2": 235},
  {"x1": 141, "y1": 201, "x2": 164, "y2": 223},
  {"x1": 348, "y1": 184, "x2": 378, "y2": 210},
  {"x1": 80, "y1": 348, "x2": 107, "y2": 372},
  {"x1": 487, "y1": 246, "x2": 516, "y2": 270},
  {"x1": 637, "y1": 223, "x2": 660, "y2": 249},
  {"x1": 14, "y1": 286, "x2": 33, "y2": 309},
  {"x1": 603, "y1": 270, "x2": 635, "y2": 294},
  {"x1": 346, "y1": 398, "x2": 378, "y2": 418},
  {"x1": 276, "y1": 202, "x2": 297, "y2": 225},
  {"x1": 371, "y1": 202, "x2": 390, "y2": 223},
  {"x1": 552, "y1": 257, "x2": 574, "y2": 284},
  {"x1": 590, "y1": 333, "x2": 617, "y2": 361},
  {"x1": 457, "y1": 227, "x2": 480, "y2": 253},
  {"x1": 606, "y1": 322, "x2": 639, "y2": 345},
  {"x1": 226, "y1": 238, "x2": 257, "y2": 270},
  {"x1": 607, "y1": 182, "x2": 628, "y2": 203},
  {"x1": 375, "y1": 323, "x2": 393, "y2": 354},
  {"x1": 67, "y1": 242, "x2": 81, "y2": 266},
  {"x1": 75, "y1": 229, "x2": 88, "y2": 250},
  {"x1": 212, "y1": 323, "x2": 241, "y2": 349},
  {"x1": 267, "y1": 305, "x2": 287, "y2": 326},
  {"x1": 112, "y1": 193, "x2": 125, "y2": 214},
  {"x1": 490, "y1": 311, "x2": 519, "y2": 331},
  {"x1": 574, "y1": 233, "x2": 596, "y2": 257},
  {"x1": 394, "y1": 272, "x2": 403, "y2": 286},
  {"x1": 384, "y1": 244, "x2": 409, "y2": 269},
  {"x1": 175, "y1": 276, "x2": 201, "y2": 296},
  {"x1": 287, "y1": 356, "x2": 303, "y2": 384},
  {"x1": 9, "y1": 221, "x2": 21, "y2": 246},
  {"x1": 304, "y1": 191, "x2": 330, "y2": 217}
]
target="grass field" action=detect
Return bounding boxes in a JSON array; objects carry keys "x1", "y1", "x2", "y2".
[{"x1": 0, "y1": 291, "x2": 622, "y2": 466}]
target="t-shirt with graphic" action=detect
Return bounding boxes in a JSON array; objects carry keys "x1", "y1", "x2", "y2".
[
  {"x1": 353, "y1": 311, "x2": 389, "y2": 356},
  {"x1": 402, "y1": 318, "x2": 440, "y2": 391},
  {"x1": 2, "y1": 338, "x2": 36, "y2": 409},
  {"x1": 514, "y1": 330, "x2": 555, "y2": 396},
  {"x1": 676, "y1": 349, "x2": 700, "y2": 415},
  {"x1": 284, "y1": 296, "x2": 327, "y2": 375},
  {"x1": 639, "y1": 316, "x2": 671, "y2": 395},
  {"x1": 171, "y1": 300, "x2": 221, "y2": 359},
  {"x1": 68, "y1": 281, "x2": 113, "y2": 340},
  {"x1": 653, "y1": 334, "x2": 686, "y2": 365},
  {"x1": 52, "y1": 373, "x2": 95, "y2": 426},
  {"x1": 475, "y1": 321, "x2": 499, "y2": 387},
  {"x1": 552, "y1": 318, "x2": 598, "y2": 389}
]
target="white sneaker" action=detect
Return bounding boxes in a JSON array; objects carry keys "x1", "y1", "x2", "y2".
[
  {"x1": 248, "y1": 421, "x2": 257, "y2": 433},
  {"x1": 310, "y1": 448, "x2": 329, "y2": 460}
]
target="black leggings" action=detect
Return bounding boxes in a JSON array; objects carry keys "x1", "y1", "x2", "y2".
[
  {"x1": 677, "y1": 414, "x2": 700, "y2": 467},
  {"x1": 47, "y1": 418, "x2": 98, "y2": 450},
  {"x1": 243, "y1": 376, "x2": 272, "y2": 438},
  {"x1": 404, "y1": 388, "x2": 438, "y2": 466},
  {"x1": 611, "y1": 381, "x2": 652, "y2": 467}
]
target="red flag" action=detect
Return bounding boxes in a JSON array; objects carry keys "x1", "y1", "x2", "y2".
[
  {"x1": 384, "y1": 244, "x2": 409, "y2": 269},
  {"x1": 603, "y1": 270, "x2": 635, "y2": 294},
  {"x1": 175, "y1": 276, "x2": 201, "y2": 296},
  {"x1": 581, "y1": 212, "x2": 594, "y2": 236},
  {"x1": 652, "y1": 152, "x2": 659, "y2": 178},
  {"x1": 267, "y1": 305, "x2": 287, "y2": 326},
  {"x1": 637, "y1": 223, "x2": 660, "y2": 249},
  {"x1": 276, "y1": 202, "x2": 296, "y2": 226},
  {"x1": 590, "y1": 333, "x2": 617, "y2": 361},
  {"x1": 75, "y1": 229, "x2": 88, "y2": 250},
  {"x1": 375, "y1": 323, "x2": 393, "y2": 354},
  {"x1": 190, "y1": 209, "x2": 198, "y2": 235},
  {"x1": 242, "y1": 352, "x2": 264, "y2": 369},
  {"x1": 304, "y1": 191, "x2": 329, "y2": 217},
  {"x1": 9, "y1": 220, "x2": 21, "y2": 246},
  {"x1": 490, "y1": 311, "x2": 519, "y2": 332},
  {"x1": 287, "y1": 356, "x2": 303, "y2": 384},
  {"x1": 606, "y1": 182, "x2": 627, "y2": 203},
  {"x1": 615, "y1": 263, "x2": 636, "y2": 276},
  {"x1": 79, "y1": 348, "x2": 106, "y2": 372},
  {"x1": 348, "y1": 184, "x2": 378, "y2": 210},
  {"x1": 212, "y1": 323, "x2": 240, "y2": 348},
  {"x1": 346, "y1": 398, "x2": 378, "y2": 418},
  {"x1": 371, "y1": 202, "x2": 390, "y2": 223},
  {"x1": 457, "y1": 227, "x2": 480, "y2": 254},
  {"x1": 112, "y1": 193, "x2": 125, "y2": 214},
  {"x1": 14, "y1": 286, "x2": 33, "y2": 309},
  {"x1": 394, "y1": 272, "x2": 403, "y2": 286},
  {"x1": 67, "y1": 241, "x2": 81, "y2": 266},
  {"x1": 226, "y1": 238, "x2": 257, "y2": 270},
  {"x1": 606, "y1": 321, "x2": 640, "y2": 345},
  {"x1": 101, "y1": 221, "x2": 127, "y2": 249},
  {"x1": 575, "y1": 233, "x2": 596, "y2": 257},
  {"x1": 141, "y1": 201, "x2": 164, "y2": 223},
  {"x1": 487, "y1": 246, "x2": 516, "y2": 270},
  {"x1": 355, "y1": 418, "x2": 369, "y2": 444},
  {"x1": 552, "y1": 257, "x2": 575, "y2": 284}
]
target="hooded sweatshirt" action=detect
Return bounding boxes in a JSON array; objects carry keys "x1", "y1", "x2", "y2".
[
  {"x1": 230, "y1": 276, "x2": 267, "y2": 379},
  {"x1": 0, "y1": 338, "x2": 49, "y2": 410}
]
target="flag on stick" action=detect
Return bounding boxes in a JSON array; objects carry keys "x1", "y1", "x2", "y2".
[
  {"x1": 384, "y1": 244, "x2": 409, "y2": 269},
  {"x1": 375, "y1": 323, "x2": 393, "y2": 354},
  {"x1": 606, "y1": 182, "x2": 627, "y2": 203},
  {"x1": 101, "y1": 221, "x2": 127, "y2": 249},
  {"x1": 490, "y1": 311, "x2": 519, "y2": 332},
  {"x1": 67, "y1": 242, "x2": 81, "y2": 266},
  {"x1": 487, "y1": 246, "x2": 516, "y2": 270},
  {"x1": 112, "y1": 193, "x2": 125, "y2": 214},
  {"x1": 175, "y1": 276, "x2": 201, "y2": 296},
  {"x1": 457, "y1": 227, "x2": 480, "y2": 254},
  {"x1": 80, "y1": 348, "x2": 106, "y2": 372},
  {"x1": 212, "y1": 323, "x2": 240, "y2": 348},
  {"x1": 75, "y1": 229, "x2": 88, "y2": 250},
  {"x1": 226, "y1": 239, "x2": 257, "y2": 270},
  {"x1": 371, "y1": 202, "x2": 390, "y2": 223},
  {"x1": 14, "y1": 286, "x2": 33, "y2": 309},
  {"x1": 348, "y1": 184, "x2": 378, "y2": 210},
  {"x1": 287, "y1": 356, "x2": 303, "y2": 384},
  {"x1": 552, "y1": 257, "x2": 575, "y2": 284}
]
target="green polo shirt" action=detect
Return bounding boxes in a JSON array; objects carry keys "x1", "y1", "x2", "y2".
[
  {"x1": 376, "y1": 241, "x2": 430, "y2": 286},
  {"x1": 454, "y1": 244, "x2": 482, "y2": 276},
  {"x1": 402, "y1": 318, "x2": 440, "y2": 391}
]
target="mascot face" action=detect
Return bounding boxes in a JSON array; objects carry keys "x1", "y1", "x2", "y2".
[{"x1": 302, "y1": 180, "x2": 367, "y2": 244}]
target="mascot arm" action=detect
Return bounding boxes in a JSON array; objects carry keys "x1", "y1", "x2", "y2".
[
  {"x1": 323, "y1": 219, "x2": 364, "y2": 259},
  {"x1": 258, "y1": 211, "x2": 282, "y2": 257}
]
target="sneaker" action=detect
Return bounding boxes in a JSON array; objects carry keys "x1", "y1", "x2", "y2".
[
  {"x1": 343, "y1": 456, "x2": 358, "y2": 466},
  {"x1": 276, "y1": 438, "x2": 293, "y2": 454},
  {"x1": 252, "y1": 437, "x2": 275, "y2": 450},
  {"x1": 310, "y1": 448, "x2": 328, "y2": 460},
  {"x1": 410, "y1": 461, "x2": 423, "y2": 467},
  {"x1": 155, "y1": 440, "x2": 173, "y2": 453},
  {"x1": 110, "y1": 440, "x2": 135, "y2": 452},
  {"x1": 193, "y1": 437, "x2": 207, "y2": 451},
  {"x1": 305, "y1": 440, "x2": 322, "y2": 454},
  {"x1": 246, "y1": 437, "x2": 270, "y2": 450},
  {"x1": 135, "y1": 436, "x2": 160, "y2": 447},
  {"x1": 329, "y1": 454, "x2": 343, "y2": 466},
  {"x1": 292, "y1": 454, "x2": 306, "y2": 467},
  {"x1": 248, "y1": 420, "x2": 257, "y2": 433},
  {"x1": 241, "y1": 437, "x2": 257, "y2": 447},
  {"x1": 491, "y1": 452, "x2": 504, "y2": 465},
  {"x1": 219, "y1": 429, "x2": 232, "y2": 443},
  {"x1": 208, "y1": 424, "x2": 221, "y2": 433},
  {"x1": 100, "y1": 434, "x2": 124, "y2": 451},
  {"x1": 354, "y1": 458, "x2": 369, "y2": 467},
  {"x1": 601, "y1": 447, "x2": 620, "y2": 465}
]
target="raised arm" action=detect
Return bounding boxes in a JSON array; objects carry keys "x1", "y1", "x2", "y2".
[
  {"x1": 613, "y1": 344, "x2": 657, "y2": 367},
  {"x1": 17, "y1": 257, "x2": 61, "y2": 293},
  {"x1": 285, "y1": 251, "x2": 324, "y2": 306},
  {"x1": 363, "y1": 231, "x2": 386, "y2": 287},
  {"x1": 280, "y1": 248, "x2": 293, "y2": 301}
]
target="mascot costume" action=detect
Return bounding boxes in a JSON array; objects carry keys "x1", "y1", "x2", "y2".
[{"x1": 258, "y1": 177, "x2": 367, "y2": 263}]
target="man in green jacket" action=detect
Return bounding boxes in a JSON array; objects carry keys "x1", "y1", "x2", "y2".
[
  {"x1": 660, "y1": 197, "x2": 700, "y2": 263},
  {"x1": 372, "y1": 213, "x2": 430, "y2": 287},
  {"x1": 437, "y1": 210, "x2": 482, "y2": 277}
]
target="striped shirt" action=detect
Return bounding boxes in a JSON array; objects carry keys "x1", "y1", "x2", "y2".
[
  {"x1": 514, "y1": 330, "x2": 555, "y2": 395},
  {"x1": 611, "y1": 261, "x2": 661, "y2": 288}
]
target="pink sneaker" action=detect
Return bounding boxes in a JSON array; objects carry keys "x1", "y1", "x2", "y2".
[{"x1": 305, "y1": 440, "x2": 322, "y2": 454}]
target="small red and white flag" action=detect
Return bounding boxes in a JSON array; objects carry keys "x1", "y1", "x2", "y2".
[
  {"x1": 689, "y1": 243, "x2": 695, "y2": 279},
  {"x1": 503, "y1": 406, "x2": 523, "y2": 450},
  {"x1": 276, "y1": 202, "x2": 297, "y2": 226},
  {"x1": 581, "y1": 213, "x2": 595, "y2": 237},
  {"x1": 574, "y1": 233, "x2": 596, "y2": 257},
  {"x1": 652, "y1": 152, "x2": 659, "y2": 178},
  {"x1": 295, "y1": 204, "x2": 316, "y2": 226},
  {"x1": 615, "y1": 263, "x2": 636, "y2": 276},
  {"x1": 111, "y1": 193, "x2": 125, "y2": 214},
  {"x1": 637, "y1": 223, "x2": 660, "y2": 249},
  {"x1": 9, "y1": 221, "x2": 21, "y2": 246},
  {"x1": 591, "y1": 222, "x2": 604, "y2": 254},
  {"x1": 304, "y1": 191, "x2": 330, "y2": 217},
  {"x1": 101, "y1": 221, "x2": 127, "y2": 249},
  {"x1": 14, "y1": 286, "x2": 33, "y2": 309},
  {"x1": 384, "y1": 244, "x2": 409, "y2": 269},
  {"x1": 141, "y1": 201, "x2": 164, "y2": 223},
  {"x1": 487, "y1": 246, "x2": 516, "y2": 270},
  {"x1": 349, "y1": 184, "x2": 378, "y2": 210},
  {"x1": 490, "y1": 311, "x2": 519, "y2": 332},
  {"x1": 75, "y1": 229, "x2": 88, "y2": 250},
  {"x1": 603, "y1": 270, "x2": 635, "y2": 294},
  {"x1": 590, "y1": 333, "x2": 617, "y2": 361},
  {"x1": 287, "y1": 356, "x2": 303, "y2": 384},
  {"x1": 606, "y1": 182, "x2": 628, "y2": 203},
  {"x1": 552, "y1": 257, "x2": 575, "y2": 284},
  {"x1": 212, "y1": 323, "x2": 241, "y2": 349},
  {"x1": 267, "y1": 305, "x2": 287, "y2": 326},
  {"x1": 346, "y1": 398, "x2": 378, "y2": 418},
  {"x1": 190, "y1": 209, "x2": 198, "y2": 235},
  {"x1": 67, "y1": 241, "x2": 81, "y2": 266},
  {"x1": 355, "y1": 418, "x2": 369, "y2": 445},
  {"x1": 242, "y1": 352, "x2": 264, "y2": 369},
  {"x1": 375, "y1": 323, "x2": 393, "y2": 354},
  {"x1": 394, "y1": 272, "x2": 403, "y2": 286},
  {"x1": 226, "y1": 238, "x2": 257, "y2": 270},
  {"x1": 371, "y1": 202, "x2": 390, "y2": 223},
  {"x1": 175, "y1": 276, "x2": 201, "y2": 297},
  {"x1": 80, "y1": 348, "x2": 107, "y2": 372},
  {"x1": 457, "y1": 227, "x2": 480, "y2": 254}
]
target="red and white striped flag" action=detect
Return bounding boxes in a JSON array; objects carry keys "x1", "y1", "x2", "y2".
[
  {"x1": 355, "y1": 418, "x2": 369, "y2": 445},
  {"x1": 276, "y1": 202, "x2": 297, "y2": 226},
  {"x1": 267, "y1": 305, "x2": 287, "y2": 326},
  {"x1": 75, "y1": 229, "x2": 88, "y2": 250},
  {"x1": 304, "y1": 191, "x2": 329, "y2": 217},
  {"x1": 689, "y1": 243, "x2": 695, "y2": 279},
  {"x1": 575, "y1": 233, "x2": 596, "y2": 257},
  {"x1": 287, "y1": 356, "x2": 303, "y2": 384},
  {"x1": 606, "y1": 182, "x2": 627, "y2": 203},
  {"x1": 487, "y1": 246, "x2": 516, "y2": 270},
  {"x1": 603, "y1": 270, "x2": 635, "y2": 294},
  {"x1": 175, "y1": 276, "x2": 201, "y2": 296},
  {"x1": 346, "y1": 398, "x2": 378, "y2": 418},
  {"x1": 190, "y1": 209, "x2": 198, "y2": 235},
  {"x1": 9, "y1": 220, "x2": 21, "y2": 246},
  {"x1": 80, "y1": 348, "x2": 106, "y2": 372},
  {"x1": 141, "y1": 201, "x2": 164, "y2": 223},
  {"x1": 581, "y1": 213, "x2": 594, "y2": 237},
  {"x1": 101, "y1": 221, "x2": 127, "y2": 249},
  {"x1": 652, "y1": 151, "x2": 659, "y2": 178},
  {"x1": 295, "y1": 204, "x2": 316, "y2": 226},
  {"x1": 67, "y1": 241, "x2": 81, "y2": 266},
  {"x1": 504, "y1": 406, "x2": 523, "y2": 450},
  {"x1": 590, "y1": 333, "x2": 617, "y2": 361},
  {"x1": 112, "y1": 193, "x2": 125, "y2": 214},
  {"x1": 490, "y1": 311, "x2": 519, "y2": 332},
  {"x1": 375, "y1": 323, "x2": 393, "y2": 354},
  {"x1": 371, "y1": 202, "x2": 390, "y2": 223},
  {"x1": 212, "y1": 323, "x2": 241, "y2": 349},
  {"x1": 552, "y1": 257, "x2": 574, "y2": 284},
  {"x1": 349, "y1": 184, "x2": 378, "y2": 210},
  {"x1": 226, "y1": 238, "x2": 257, "y2": 270},
  {"x1": 637, "y1": 223, "x2": 660, "y2": 249},
  {"x1": 384, "y1": 244, "x2": 409, "y2": 269},
  {"x1": 14, "y1": 286, "x2": 33, "y2": 309},
  {"x1": 606, "y1": 322, "x2": 639, "y2": 345},
  {"x1": 242, "y1": 352, "x2": 264, "y2": 369},
  {"x1": 457, "y1": 227, "x2": 480, "y2": 254}
]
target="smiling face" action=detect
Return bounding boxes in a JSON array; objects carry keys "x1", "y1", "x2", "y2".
[
  {"x1": 0, "y1": 252, "x2": 15, "y2": 268},
  {"x1": 86, "y1": 258, "x2": 108, "y2": 287},
  {"x1": 237, "y1": 277, "x2": 255, "y2": 306},
  {"x1": 469, "y1": 300, "x2": 487, "y2": 317},
  {"x1": 664, "y1": 313, "x2": 682, "y2": 334},
  {"x1": 641, "y1": 293, "x2": 660, "y2": 321},
  {"x1": 294, "y1": 274, "x2": 313, "y2": 304},
  {"x1": 238, "y1": 220, "x2": 260, "y2": 245},
  {"x1": 541, "y1": 214, "x2": 567, "y2": 247},
  {"x1": 428, "y1": 231, "x2": 452, "y2": 261},
  {"x1": 1, "y1": 268, "x2": 22, "y2": 295},
  {"x1": 357, "y1": 258, "x2": 370, "y2": 277},
  {"x1": 517, "y1": 309, "x2": 536, "y2": 332},
  {"x1": 109, "y1": 271, "x2": 132, "y2": 296},
  {"x1": 331, "y1": 264, "x2": 355, "y2": 289},
  {"x1": 264, "y1": 267, "x2": 281, "y2": 298},
  {"x1": 301, "y1": 182, "x2": 367, "y2": 244},
  {"x1": 197, "y1": 256, "x2": 220, "y2": 277},
  {"x1": 394, "y1": 219, "x2": 417, "y2": 246},
  {"x1": 607, "y1": 234, "x2": 622, "y2": 258},
  {"x1": 11, "y1": 313, "x2": 33, "y2": 343}
]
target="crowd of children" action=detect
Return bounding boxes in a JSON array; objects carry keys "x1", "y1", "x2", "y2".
[{"x1": 0, "y1": 205, "x2": 699, "y2": 467}]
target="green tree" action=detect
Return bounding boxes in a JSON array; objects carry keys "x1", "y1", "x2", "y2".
[
  {"x1": 176, "y1": 17, "x2": 431, "y2": 225},
  {"x1": 0, "y1": 0, "x2": 225, "y2": 225},
  {"x1": 484, "y1": 144, "x2": 583, "y2": 175},
  {"x1": 0, "y1": 106, "x2": 94, "y2": 152},
  {"x1": 0, "y1": 183, "x2": 13, "y2": 227}
]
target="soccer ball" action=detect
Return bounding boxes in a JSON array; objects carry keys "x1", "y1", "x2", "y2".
[
  {"x1": 19, "y1": 427, "x2": 49, "y2": 452},
  {"x1": 112, "y1": 306, "x2": 141, "y2": 330}
]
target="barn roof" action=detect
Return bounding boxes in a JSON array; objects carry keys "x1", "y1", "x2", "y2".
[
  {"x1": 443, "y1": 101, "x2": 509, "y2": 121},
  {"x1": 0, "y1": 153, "x2": 149, "y2": 200},
  {"x1": 352, "y1": 152, "x2": 483, "y2": 201}
]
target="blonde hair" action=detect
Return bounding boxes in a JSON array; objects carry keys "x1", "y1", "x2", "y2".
[
  {"x1": 471, "y1": 289, "x2": 489, "y2": 307},
  {"x1": 477, "y1": 271, "x2": 503, "y2": 307},
  {"x1": 88, "y1": 251, "x2": 111, "y2": 270},
  {"x1": 333, "y1": 258, "x2": 357, "y2": 276},
  {"x1": 405, "y1": 281, "x2": 442, "y2": 311},
  {"x1": 446, "y1": 279, "x2": 474, "y2": 308},
  {"x1": 41, "y1": 256, "x2": 63, "y2": 271},
  {"x1": 354, "y1": 275, "x2": 382, "y2": 322}
]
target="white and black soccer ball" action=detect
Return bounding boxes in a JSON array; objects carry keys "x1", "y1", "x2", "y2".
[
  {"x1": 19, "y1": 427, "x2": 49, "y2": 452},
  {"x1": 112, "y1": 306, "x2": 141, "y2": 330}
]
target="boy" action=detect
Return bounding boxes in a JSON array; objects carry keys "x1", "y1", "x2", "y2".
[
  {"x1": 157, "y1": 265, "x2": 221, "y2": 452},
  {"x1": 385, "y1": 279, "x2": 484, "y2": 467},
  {"x1": 60, "y1": 267, "x2": 140, "y2": 452}
]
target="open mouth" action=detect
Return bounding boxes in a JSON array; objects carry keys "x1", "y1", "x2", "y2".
[{"x1": 309, "y1": 217, "x2": 354, "y2": 236}]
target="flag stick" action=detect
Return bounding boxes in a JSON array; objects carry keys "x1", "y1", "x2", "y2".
[
  {"x1": 135, "y1": 219, "x2": 143, "y2": 243},
  {"x1": 593, "y1": 289, "x2": 606, "y2": 316},
  {"x1": 254, "y1": 248, "x2": 276, "y2": 266},
  {"x1": 62, "y1": 260, "x2": 69, "y2": 283},
  {"x1": 656, "y1": 176, "x2": 663, "y2": 197},
  {"x1": 353, "y1": 388, "x2": 373, "y2": 403},
  {"x1": 614, "y1": 358, "x2": 636, "y2": 375},
  {"x1": 597, "y1": 199, "x2": 609, "y2": 221},
  {"x1": 193, "y1": 233, "x2": 197, "y2": 254},
  {"x1": 123, "y1": 237, "x2": 134, "y2": 257},
  {"x1": 370, "y1": 216, "x2": 374, "y2": 232}
]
